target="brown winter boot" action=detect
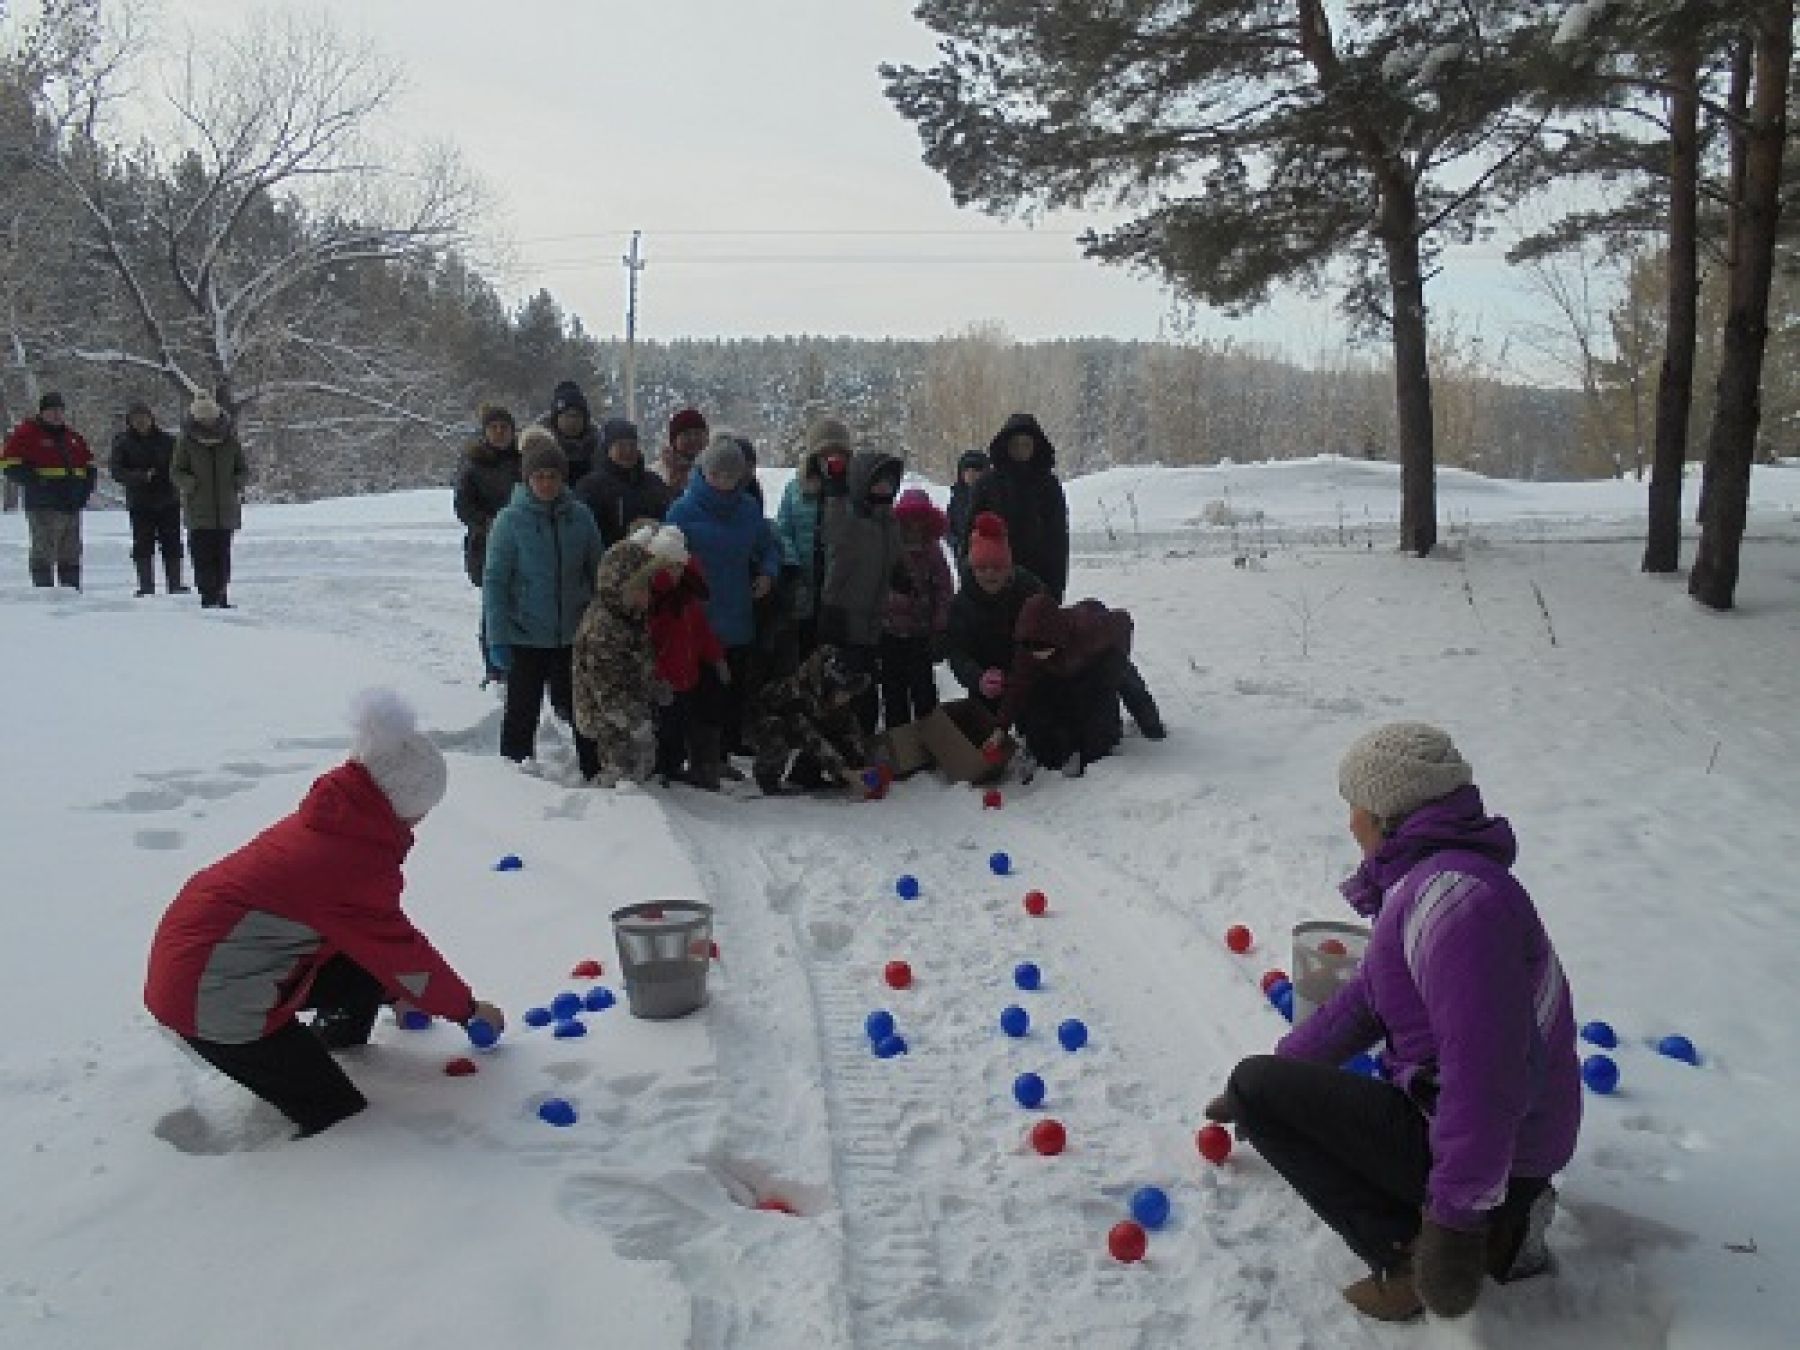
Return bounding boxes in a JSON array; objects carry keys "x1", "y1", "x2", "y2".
[{"x1": 1343, "y1": 1254, "x2": 1424, "y2": 1323}]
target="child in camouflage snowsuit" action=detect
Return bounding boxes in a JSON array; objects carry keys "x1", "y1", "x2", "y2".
[
  {"x1": 572, "y1": 523, "x2": 690, "y2": 785},
  {"x1": 748, "y1": 645, "x2": 874, "y2": 795}
]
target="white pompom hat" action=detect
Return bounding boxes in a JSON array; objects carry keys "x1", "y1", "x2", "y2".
[{"x1": 349, "y1": 688, "x2": 448, "y2": 822}]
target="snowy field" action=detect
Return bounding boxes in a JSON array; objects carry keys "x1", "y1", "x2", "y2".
[{"x1": 3, "y1": 457, "x2": 1798, "y2": 1350}]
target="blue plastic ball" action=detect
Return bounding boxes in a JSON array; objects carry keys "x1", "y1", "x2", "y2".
[
  {"x1": 552, "y1": 1019, "x2": 587, "y2": 1039},
  {"x1": 989, "y1": 851, "x2": 1012, "y2": 875},
  {"x1": 895, "y1": 875, "x2": 920, "y2": 900},
  {"x1": 1012, "y1": 1072, "x2": 1046, "y2": 1108},
  {"x1": 865, "y1": 1010, "x2": 897, "y2": 1042},
  {"x1": 1000, "y1": 1005, "x2": 1031, "y2": 1038},
  {"x1": 466, "y1": 1017, "x2": 498, "y2": 1049},
  {"x1": 550, "y1": 991, "x2": 583, "y2": 1021},
  {"x1": 1130, "y1": 1186, "x2": 1172, "y2": 1230},
  {"x1": 1656, "y1": 1034, "x2": 1699, "y2": 1066},
  {"x1": 1013, "y1": 962, "x2": 1043, "y2": 991},
  {"x1": 537, "y1": 1097, "x2": 577, "y2": 1127},
  {"x1": 1272, "y1": 987, "x2": 1295, "y2": 1023},
  {"x1": 873, "y1": 1034, "x2": 909, "y2": 1059},
  {"x1": 1265, "y1": 977, "x2": 1293, "y2": 1005},
  {"x1": 584, "y1": 986, "x2": 617, "y2": 1013},
  {"x1": 1582, "y1": 1053, "x2": 1620, "y2": 1095},
  {"x1": 1580, "y1": 1020, "x2": 1618, "y2": 1050},
  {"x1": 398, "y1": 1008, "x2": 432, "y2": 1031},
  {"x1": 1057, "y1": 1018, "x2": 1089, "y2": 1052},
  {"x1": 522, "y1": 1006, "x2": 553, "y2": 1028},
  {"x1": 863, "y1": 768, "x2": 883, "y2": 790},
  {"x1": 1344, "y1": 1052, "x2": 1382, "y2": 1079},
  {"x1": 494, "y1": 854, "x2": 523, "y2": 872}
]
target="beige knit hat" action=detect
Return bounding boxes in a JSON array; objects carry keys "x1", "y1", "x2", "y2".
[
  {"x1": 519, "y1": 425, "x2": 567, "y2": 479},
  {"x1": 1337, "y1": 722, "x2": 1472, "y2": 823},
  {"x1": 806, "y1": 414, "x2": 852, "y2": 456}
]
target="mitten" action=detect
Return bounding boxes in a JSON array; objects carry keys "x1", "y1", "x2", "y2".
[
  {"x1": 1415, "y1": 1216, "x2": 1488, "y2": 1318},
  {"x1": 979, "y1": 668, "x2": 1006, "y2": 700}
]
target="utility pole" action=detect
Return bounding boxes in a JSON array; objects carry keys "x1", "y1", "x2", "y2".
[{"x1": 622, "y1": 230, "x2": 644, "y2": 422}]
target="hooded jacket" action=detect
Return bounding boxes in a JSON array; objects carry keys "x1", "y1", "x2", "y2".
[
  {"x1": 3, "y1": 416, "x2": 96, "y2": 513},
  {"x1": 482, "y1": 482, "x2": 605, "y2": 648},
  {"x1": 664, "y1": 474, "x2": 782, "y2": 647},
  {"x1": 819, "y1": 450, "x2": 905, "y2": 647},
  {"x1": 538, "y1": 410, "x2": 600, "y2": 484},
  {"x1": 110, "y1": 418, "x2": 180, "y2": 512},
  {"x1": 945, "y1": 565, "x2": 1046, "y2": 698},
  {"x1": 996, "y1": 593, "x2": 1132, "y2": 728},
  {"x1": 1280, "y1": 785, "x2": 1581, "y2": 1232},
  {"x1": 968, "y1": 414, "x2": 1069, "y2": 599},
  {"x1": 171, "y1": 415, "x2": 249, "y2": 531},
  {"x1": 775, "y1": 456, "x2": 827, "y2": 621},
  {"x1": 572, "y1": 454, "x2": 671, "y2": 548},
  {"x1": 571, "y1": 532, "x2": 667, "y2": 746},
  {"x1": 648, "y1": 559, "x2": 726, "y2": 693},
  {"x1": 144, "y1": 762, "x2": 474, "y2": 1043},
  {"x1": 945, "y1": 449, "x2": 989, "y2": 562}
]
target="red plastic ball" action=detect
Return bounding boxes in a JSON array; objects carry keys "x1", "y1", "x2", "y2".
[
  {"x1": 755, "y1": 1197, "x2": 797, "y2": 1215},
  {"x1": 1319, "y1": 938, "x2": 1348, "y2": 957},
  {"x1": 1029, "y1": 1119, "x2": 1067, "y2": 1156},
  {"x1": 1259, "y1": 968, "x2": 1289, "y2": 994},
  {"x1": 981, "y1": 743, "x2": 1006, "y2": 765},
  {"x1": 982, "y1": 788, "x2": 1003, "y2": 810},
  {"x1": 443, "y1": 1057, "x2": 479, "y2": 1077},
  {"x1": 1196, "y1": 1123, "x2": 1232, "y2": 1165},
  {"x1": 1225, "y1": 924, "x2": 1253, "y2": 954},
  {"x1": 883, "y1": 960, "x2": 913, "y2": 990},
  {"x1": 570, "y1": 958, "x2": 604, "y2": 979},
  {"x1": 1108, "y1": 1220, "x2": 1149, "y2": 1263},
  {"x1": 1023, "y1": 890, "x2": 1048, "y2": 917}
]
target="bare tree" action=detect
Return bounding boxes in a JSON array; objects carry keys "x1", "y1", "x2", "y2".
[{"x1": 28, "y1": 7, "x2": 479, "y2": 430}]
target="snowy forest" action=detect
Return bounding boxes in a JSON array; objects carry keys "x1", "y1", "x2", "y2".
[{"x1": 1, "y1": 1, "x2": 1795, "y2": 604}]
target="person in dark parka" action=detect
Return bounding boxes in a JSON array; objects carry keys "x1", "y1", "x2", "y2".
[
  {"x1": 967, "y1": 413, "x2": 1070, "y2": 600},
  {"x1": 818, "y1": 446, "x2": 904, "y2": 734},
  {"x1": 454, "y1": 404, "x2": 521, "y2": 586},
  {"x1": 945, "y1": 448, "x2": 989, "y2": 565},
  {"x1": 572, "y1": 417, "x2": 670, "y2": 547},
  {"x1": 538, "y1": 380, "x2": 601, "y2": 485},
  {"x1": 945, "y1": 513, "x2": 1047, "y2": 715},
  {"x1": 110, "y1": 400, "x2": 188, "y2": 596}
]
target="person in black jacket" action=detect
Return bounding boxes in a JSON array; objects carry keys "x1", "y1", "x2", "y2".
[
  {"x1": 572, "y1": 418, "x2": 670, "y2": 546},
  {"x1": 945, "y1": 448, "x2": 989, "y2": 565},
  {"x1": 453, "y1": 404, "x2": 521, "y2": 684},
  {"x1": 110, "y1": 400, "x2": 189, "y2": 596},
  {"x1": 539, "y1": 380, "x2": 601, "y2": 484},
  {"x1": 967, "y1": 413, "x2": 1070, "y2": 600},
  {"x1": 945, "y1": 513, "x2": 1047, "y2": 715}
]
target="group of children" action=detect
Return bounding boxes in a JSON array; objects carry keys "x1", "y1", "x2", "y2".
[{"x1": 466, "y1": 393, "x2": 1166, "y2": 795}]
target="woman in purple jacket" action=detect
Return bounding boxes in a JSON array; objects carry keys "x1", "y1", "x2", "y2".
[{"x1": 1207, "y1": 723, "x2": 1579, "y2": 1323}]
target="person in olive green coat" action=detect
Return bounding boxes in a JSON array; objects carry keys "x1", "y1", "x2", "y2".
[{"x1": 171, "y1": 396, "x2": 250, "y2": 608}]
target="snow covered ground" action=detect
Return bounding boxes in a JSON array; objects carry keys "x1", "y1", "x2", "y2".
[{"x1": 3, "y1": 457, "x2": 1798, "y2": 1349}]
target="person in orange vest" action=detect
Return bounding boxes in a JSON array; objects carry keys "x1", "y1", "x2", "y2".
[{"x1": 2, "y1": 391, "x2": 96, "y2": 588}]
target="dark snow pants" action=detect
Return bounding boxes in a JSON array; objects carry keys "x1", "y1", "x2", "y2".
[
  {"x1": 129, "y1": 505, "x2": 183, "y2": 562},
  {"x1": 1015, "y1": 650, "x2": 1126, "y2": 771},
  {"x1": 501, "y1": 644, "x2": 599, "y2": 779},
  {"x1": 182, "y1": 957, "x2": 388, "y2": 1137},
  {"x1": 1225, "y1": 1054, "x2": 1551, "y2": 1277},
  {"x1": 189, "y1": 527, "x2": 234, "y2": 606},
  {"x1": 878, "y1": 633, "x2": 939, "y2": 730}
]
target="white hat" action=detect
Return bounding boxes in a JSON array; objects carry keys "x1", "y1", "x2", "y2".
[
  {"x1": 349, "y1": 688, "x2": 448, "y2": 822},
  {"x1": 1337, "y1": 722, "x2": 1472, "y2": 823}
]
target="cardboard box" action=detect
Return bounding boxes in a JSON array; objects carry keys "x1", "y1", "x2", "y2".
[{"x1": 878, "y1": 698, "x2": 1014, "y2": 785}]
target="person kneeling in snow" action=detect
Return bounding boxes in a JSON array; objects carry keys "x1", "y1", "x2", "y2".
[
  {"x1": 747, "y1": 644, "x2": 874, "y2": 795},
  {"x1": 144, "y1": 691, "x2": 504, "y2": 1138},
  {"x1": 983, "y1": 592, "x2": 1162, "y2": 777},
  {"x1": 1204, "y1": 724, "x2": 1579, "y2": 1322}
]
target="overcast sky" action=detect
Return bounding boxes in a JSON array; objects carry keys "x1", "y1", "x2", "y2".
[{"x1": 136, "y1": 0, "x2": 1555, "y2": 373}]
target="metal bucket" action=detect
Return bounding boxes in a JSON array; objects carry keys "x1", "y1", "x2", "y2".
[
  {"x1": 1291, "y1": 919, "x2": 1371, "y2": 1024},
  {"x1": 611, "y1": 900, "x2": 713, "y2": 1020}
]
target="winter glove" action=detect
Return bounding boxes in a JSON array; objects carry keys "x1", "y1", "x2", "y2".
[
  {"x1": 1414, "y1": 1216, "x2": 1488, "y2": 1318},
  {"x1": 1202, "y1": 1093, "x2": 1236, "y2": 1124},
  {"x1": 979, "y1": 667, "x2": 1006, "y2": 700},
  {"x1": 487, "y1": 644, "x2": 512, "y2": 674}
]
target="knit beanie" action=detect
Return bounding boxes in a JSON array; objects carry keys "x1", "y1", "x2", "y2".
[
  {"x1": 127, "y1": 399, "x2": 153, "y2": 419},
  {"x1": 189, "y1": 395, "x2": 222, "y2": 426},
  {"x1": 630, "y1": 521, "x2": 689, "y2": 570},
  {"x1": 807, "y1": 415, "x2": 852, "y2": 457},
  {"x1": 349, "y1": 689, "x2": 448, "y2": 822},
  {"x1": 551, "y1": 381, "x2": 590, "y2": 418},
  {"x1": 600, "y1": 417, "x2": 640, "y2": 453},
  {"x1": 519, "y1": 425, "x2": 568, "y2": 479},
  {"x1": 1337, "y1": 722, "x2": 1473, "y2": 823},
  {"x1": 38, "y1": 391, "x2": 65, "y2": 412},
  {"x1": 967, "y1": 511, "x2": 1012, "y2": 570},
  {"x1": 698, "y1": 431, "x2": 747, "y2": 482},
  {"x1": 668, "y1": 407, "x2": 708, "y2": 442},
  {"x1": 479, "y1": 402, "x2": 515, "y2": 430},
  {"x1": 894, "y1": 487, "x2": 944, "y2": 536}
]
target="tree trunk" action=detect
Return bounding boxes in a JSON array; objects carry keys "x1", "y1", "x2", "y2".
[
  {"x1": 1642, "y1": 42, "x2": 1700, "y2": 573},
  {"x1": 1696, "y1": 36, "x2": 1753, "y2": 528},
  {"x1": 1385, "y1": 222, "x2": 1437, "y2": 557},
  {"x1": 1689, "y1": 4, "x2": 1790, "y2": 610}
]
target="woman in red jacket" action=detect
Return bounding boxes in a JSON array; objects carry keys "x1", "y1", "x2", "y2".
[{"x1": 145, "y1": 690, "x2": 503, "y2": 1138}]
